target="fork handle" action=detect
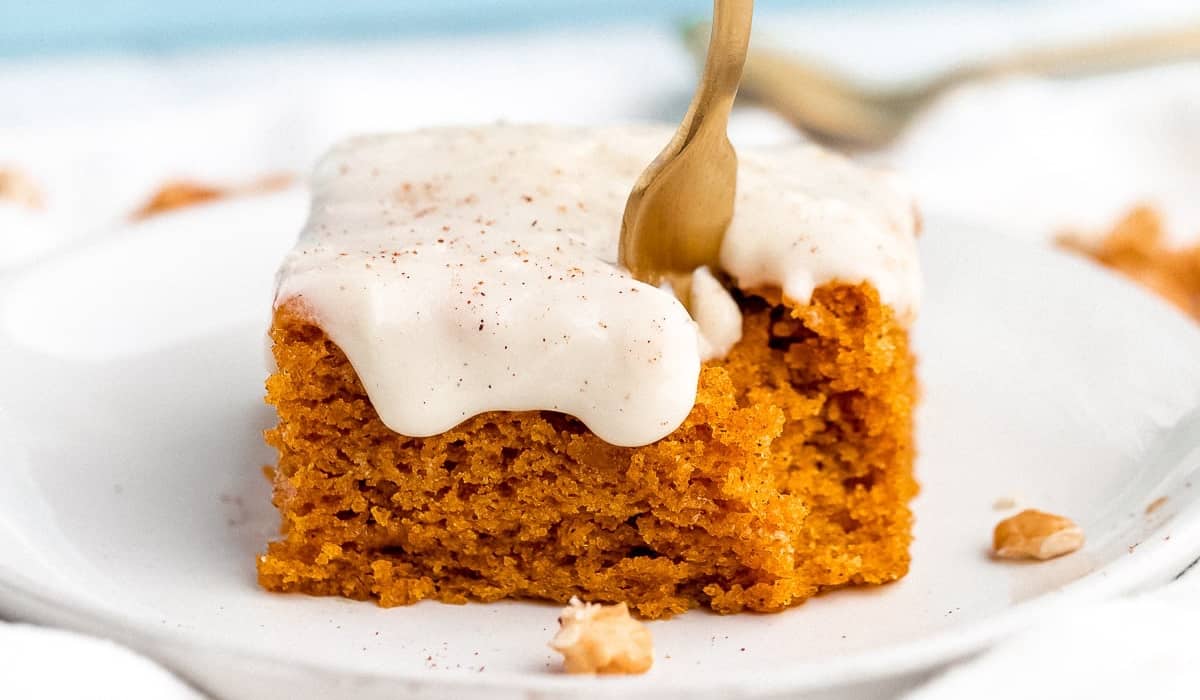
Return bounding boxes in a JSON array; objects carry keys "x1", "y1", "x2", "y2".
[
  {"x1": 953, "y1": 25, "x2": 1200, "y2": 83},
  {"x1": 685, "y1": 0, "x2": 754, "y2": 135}
]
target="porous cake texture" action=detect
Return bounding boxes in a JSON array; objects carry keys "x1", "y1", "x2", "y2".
[{"x1": 258, "y1": 282, "x2": 916, "y2": 619}]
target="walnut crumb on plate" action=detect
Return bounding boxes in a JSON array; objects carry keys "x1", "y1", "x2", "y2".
[
  {"x1": 549, "y1": 597, "x2": 653, "y2": 675},
  {"x1": 993, "y1": 509, "x2": 1084, "y2": 561},
  {"x1": 992, "y1": 496, "x2": 1017, "y2": 510}
]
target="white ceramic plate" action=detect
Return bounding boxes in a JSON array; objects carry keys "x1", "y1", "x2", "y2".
[{"x1": 1, "y1": 191, "x2": 1199, "y2": 700}]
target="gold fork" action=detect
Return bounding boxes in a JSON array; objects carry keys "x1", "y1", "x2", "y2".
[
  {"x1": 619, "y1": 0, "x2": 754, "y2": 298},
  {"x1": 685, "y1": 22, "x2": 1200, "y2": 149}
]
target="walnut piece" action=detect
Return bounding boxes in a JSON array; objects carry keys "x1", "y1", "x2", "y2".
[
  {"x1": 548, "y1": 597, "x2": 653, "y2": 675},
  {"x1": 993, "y1": 509, "x2": 1084, "y2": 561},
  {"x1": 0, "y1": 168, "x2": 44, "y2": 209},
  {"x1": 992, "y1": 496, "x2": 1017, "y2": 510}
]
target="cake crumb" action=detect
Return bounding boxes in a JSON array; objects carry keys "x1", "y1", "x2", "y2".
[
  {"x1": 993, "y1": 509, "x2": 1084, "y2": 561},
  {"x1": 548, "y1": 598, "x2": 653, "y2": 675},
  {"x1": 132, "y1": 173, "x2": 294, "y2": 219},
  {"x1": 1059, "y1": 207, "x2": 1200, "y2": 321},
  {"x1": 133, "y1": 181, "x2": 224, "y2": 218},
  {"x1": 0, "y1": 167, "x2": 44, "y2": 209},
  {"x1": 1146, "y1": 496, "x2": 1168, "y2": 515}
]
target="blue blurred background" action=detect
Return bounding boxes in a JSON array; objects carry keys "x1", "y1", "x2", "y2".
[
  {"x1": 3, "y1": 0, "x2": 1198, "y2": 264},
  {"x1": 2, "y1": 0, "x2": 928, "y2": 56}
]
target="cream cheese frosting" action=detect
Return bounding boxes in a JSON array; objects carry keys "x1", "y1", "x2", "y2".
[{"x1": 274, "y1": 124, "x2": 920, "y2": 447}]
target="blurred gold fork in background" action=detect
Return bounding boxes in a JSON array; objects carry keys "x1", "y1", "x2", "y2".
[{"x1": 685, "y1": 23, "x2": 1200, "y2": 148}]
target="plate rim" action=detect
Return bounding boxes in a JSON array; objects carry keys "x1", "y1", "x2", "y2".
[{"x1": 1, "y1": 506, "x2": 1198, "y2": 696}]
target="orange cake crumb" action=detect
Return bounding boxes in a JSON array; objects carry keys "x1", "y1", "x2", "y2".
[
  {"x1": 132, "y1": 173, "x2": 293, "y2": 219},
  {"x1": 133, "y1": 181, "x2": 224, "y2": 218},
  {"x1": 257, "y1": 281, "x2": 917, "y2": 618},
  {"x1": 1059, "y1": 207, "x2": 1200, "y2": 321},
  {"x1": 0, "y1": 167, "x2": 44, "y2": 209}
]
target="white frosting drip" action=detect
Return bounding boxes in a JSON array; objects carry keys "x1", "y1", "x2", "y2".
[
  {"x1": 722, "y1": 146, "x2": 921, "y2": 324},
  {"x1": 274, "y1": 124, "x2": 919, "y2": 447},
  {"x1": 690, "y1": 266, "x2": 743, "y2": 361}
]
